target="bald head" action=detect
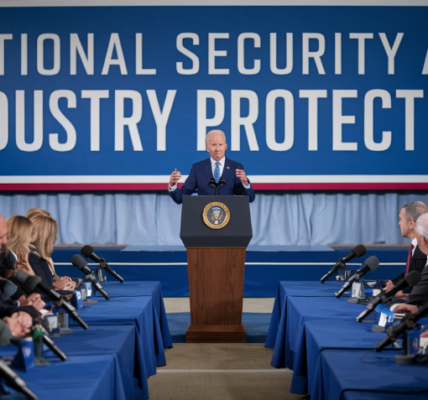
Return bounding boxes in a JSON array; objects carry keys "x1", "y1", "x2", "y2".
[
  {"x1": 205, "y1": 130, "x2": 227, "y2": 161},
  {"x1": 0, "y1": 215, "x2": 7, "y2": 252}
]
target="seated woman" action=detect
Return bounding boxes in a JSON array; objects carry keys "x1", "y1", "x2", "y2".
[
  {"x1": 26, "y1": 210, "x2": 76, "y2": 291},
  {"x1": 5, "y1": 216, "x2": 45, "y2": 311},
  {"x1": 5, "y1": 216, "x2": 34, "y2": 277}
]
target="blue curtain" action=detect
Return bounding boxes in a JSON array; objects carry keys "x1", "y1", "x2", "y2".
[{"x1": 1, "y1": 192, "x2": 427, "y2": 245}]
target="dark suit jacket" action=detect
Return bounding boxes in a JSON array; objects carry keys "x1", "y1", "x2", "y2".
[
  {"x1": 169, "y1": 158, "x2": 256, "y2": 205},
  {"x1": 392, "y1": 245, "x2": 427, "y2": 293},
  {"x1": 28, "y1": 252, "x2": 54, "y2": 289},
  {"x1": 407, "y1": 263, "x2": 428, "y2": 306}
]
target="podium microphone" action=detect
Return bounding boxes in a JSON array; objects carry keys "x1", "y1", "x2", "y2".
[
  {"x1": 320, "y1": 244, "x2": 367, "y2": 283},
  {"x1": 357, "y1": 271, "x2": 421, "y2": 322},
  {"x1": 209, "y1": 178, "x2": 218, "y2": 195},
  {"x1": 71, "y1": 255, "x2": 110, "y2": 300},
  {"x1": 335, "y1": 256, "x2": 380, "y2": 298},
  {"x1": 11, "y1": 270, "x2": 88, "y2": 330},
  {"x1": 374, "y1": 300, "x2": 428, "y2": 351},
  {"x1": 0, "y1": 359, "x2": 38, "y2": 400},
  {"x1": 218, "y1": 177, "x2": 225, "y2": 190},
  {"x1": 80, "y1": 245, "x2": 124, "y2": 283}
]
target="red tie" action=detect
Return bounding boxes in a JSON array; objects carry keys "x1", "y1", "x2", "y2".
[{"x1": 404, "y1": 243, "x2": 414, "y2": 276}]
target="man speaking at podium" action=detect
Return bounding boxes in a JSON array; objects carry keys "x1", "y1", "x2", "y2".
[{"x1": 168, "y1": 130, "x2": 256, "y2": 204}]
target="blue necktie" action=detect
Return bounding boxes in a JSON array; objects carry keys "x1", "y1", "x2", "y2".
[{"x1": 214, "y1": 162, "x2": 220, "y2": 183}]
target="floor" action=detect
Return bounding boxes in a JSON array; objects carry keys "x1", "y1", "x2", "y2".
[{"x1": 147, "y1": 298, "x2": 304, "y2": 400}]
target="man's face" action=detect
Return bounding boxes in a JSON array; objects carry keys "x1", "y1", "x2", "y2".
[
  {"x1": 206, "y1": 133, "x2": 227, "y2": 161},
  {"x1": 399, "y1": 208, "x2": 414, "y2": 238},
  {"x1": 0, "y1": 216, "x2": 7, "y2": 252},
  {"x1": 416, "y1": 231, "x2": 428, "y2": 256}
]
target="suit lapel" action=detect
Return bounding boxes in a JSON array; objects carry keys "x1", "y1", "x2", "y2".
[
  {"x1": 222, "y1": 158, "x2": 234, "y2": 186},
  {"x1": 203, "y1": 158, "x2": 213, "y2": 183}
]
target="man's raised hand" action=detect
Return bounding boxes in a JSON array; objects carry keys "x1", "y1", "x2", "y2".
[
  {"x1": 235, "y1": 169, "x2": 248, "y2": 186},
  {"x1": 169, "y1": 169, "x2": 181, "y2": 186}
]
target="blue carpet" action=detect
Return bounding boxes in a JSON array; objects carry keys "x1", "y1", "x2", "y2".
[{"x1": 167, "y1": 312, "x2": 271, "y2": 344}]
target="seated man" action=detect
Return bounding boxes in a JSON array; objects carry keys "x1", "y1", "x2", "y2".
[
  {"x1": 398, "y1": 212, "x2": 428, "y2": 306},
  {"x1": 384, "y1": 201, "x2": 428, "y2": 299}
]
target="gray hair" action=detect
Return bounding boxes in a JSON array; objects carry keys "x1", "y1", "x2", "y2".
[
  {"x1": 402, "y1": 201, "x2": 427, "y2": 222},
  {"x1": 416, "y1": 213, "x2": 428, "y2": 241}
]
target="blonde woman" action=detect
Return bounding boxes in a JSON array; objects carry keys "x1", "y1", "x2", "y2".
[
  {"x1": 26, "y1": 210, "x2": 77, "y2": 291},
  {"x1": 5, "y1": 216, "x2": 34, "y2": 277}
]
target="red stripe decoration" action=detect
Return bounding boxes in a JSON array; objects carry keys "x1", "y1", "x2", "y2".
[{"x1": 1, "y1": 182, "x2": 428, "y2": 191}]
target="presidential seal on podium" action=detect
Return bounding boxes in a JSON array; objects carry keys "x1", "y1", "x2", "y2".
[{"x1": 203, "y1": 202, "x2": 230, "y2": 229}]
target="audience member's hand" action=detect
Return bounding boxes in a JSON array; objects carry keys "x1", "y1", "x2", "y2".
[
  {"x1": 395, "y1": 290, "x2": 408, "y2": 300},
  {"x1": 384, "y1": 280, "x2": 394, "y2": 292},
  {"x1": 53, "y1": 277, "x2": 76, "y2": 291},
  {"x1": 393, "y1": 304, "x2": 418, "y2": 314},
  {"x1": 3, "y1": 312, "x2": 32, "y2": 338},
  {"x1": 19, "y1": 293, "x2": 45, "y2": 311}
]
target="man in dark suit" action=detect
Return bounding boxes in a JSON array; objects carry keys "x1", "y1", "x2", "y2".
[
  {"x1": 384, "y1": 201, "x2": 428, "y2": 299},
  {"x1": 394, "y1": 212, "x2": 428, "y2": 311},
  {"x1": 168, "y1": 130, "x2": 255, "y2": 204}
]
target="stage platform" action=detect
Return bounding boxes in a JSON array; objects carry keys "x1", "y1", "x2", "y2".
[{"x1": 52, "y1": 245, "x2": 409, "y2": 297}]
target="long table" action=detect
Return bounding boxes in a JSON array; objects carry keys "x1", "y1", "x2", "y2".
[
  {"x1": 1, "y1": 281, "x2": 172, "y2": 400},
  {"x1": 266, "y1": 281, "x2": 428, "y2": 400}
]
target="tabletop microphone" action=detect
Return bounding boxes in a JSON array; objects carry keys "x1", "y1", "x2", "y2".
[
  {"x1": 71, "y1": 255, "x2": 110, "y2": 300},
  {"x1": 335, "y1": 256, "x2": 380, "y2": 298},
  {"x1": 320, "y1": 244, "x2": 367, "y2": 283},
  {"x1": 0, "y1": 359, "x2": 38, "y2": 400},
  {"x1": 31, "y1": 323, "x2": 67, "y2": 361},
  {"x1": 374, "y1": 299, "x2": 428, "y2": 352},
  {"x1": 11, "y1": 269, "x2": 88, "y2": 330},
  {"x1": 357, "y1": 271, "x2": 421, "y2": 322},
  {"x1": 80, "y1": 245, "x2": 124, "y2": 283}
]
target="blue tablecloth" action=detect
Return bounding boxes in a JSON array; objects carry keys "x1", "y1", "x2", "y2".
[
  {"x1": 343, "y1": 392, "x2": 428, "y2": 400},
  {"x1": 291, "y1": 318, "x2": 396, "y2": 395},
  {"x1": 100, "y1": 281, "x2": 172, "y2": 348},
  {"x1": 71, "y1": 296, "x2": 165, "y2": 377},
  {"x1": 265, "y1": 281, "x2": 345, "y2": 348},
  {"x1": 311, "y1": 349, "x2": 428, "y2": 400},
  {"x1": 8, "y1": 354, "x2": 126, "y2": 400},
  {"x1": 0, "y1": 324, "x2": 149, "y2": 400}
]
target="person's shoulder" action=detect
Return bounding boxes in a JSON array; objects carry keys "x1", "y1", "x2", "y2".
[
  {"x1": 225, "y1": 158, "x2": 243, "y2": 168},
  {"x1": 192, "y1": 158, "x2": 211, "y2": 169}
]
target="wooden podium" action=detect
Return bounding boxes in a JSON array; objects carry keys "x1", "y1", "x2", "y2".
[{"x1": 180, "y1": 196, "x2": 252, "y2": 343}]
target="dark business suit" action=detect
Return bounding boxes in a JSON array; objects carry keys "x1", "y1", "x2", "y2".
[
  {"x1": 392, "y1": 245, "x2": 427, "y2": 293},
  {"x1": 407, "y1": 263, "x2": 428, "y2": 306},
  {"x1": 28, "y1": 252, "x2": 54, "y2": 289},
  {"x1": 169, "y1": 158, "x2": 256, "y2": 205}
]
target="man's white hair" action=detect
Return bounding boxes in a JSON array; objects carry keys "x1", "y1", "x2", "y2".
[
  {"x1": 416, "y1": 212, "x2": 428, "y2": 241},
  {"x1": 205, "y1": 130, "x2": 226, "y2": 144}
]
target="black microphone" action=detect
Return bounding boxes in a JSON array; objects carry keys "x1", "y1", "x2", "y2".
[
  {"x1": 0, "y1": 359, "x2": 38, "y2": 400},
  {"x1": 335, "y1": 256, "x2": 380, "y2": 298},
  {"x1": 374, "y1": 299, "x2": 428, "y2": 351},
  {"x1": 80, "y1": 245, "x2": 124, "y2": 283},
  {"x1": 209, "y1": 178, "x2": 218, "y2": 195},
  {"x1": 357, "y1": 271, "x2": 421, "y2": 322},
  {"x1": 320, "y1": 244, "x2": 367, "y2": 283},
  {"x1": 217, "y1": 177, "x2": 225, "y2": 190},
  {"x1": 71, "y1": 255, "x2": 110, "y2": 300},
  {"x1": 31, "y1": 324, "x2": 67, "y2": 361},
  {"x1": 11, "y1": 270, "x2": 88, "y2": 330}
]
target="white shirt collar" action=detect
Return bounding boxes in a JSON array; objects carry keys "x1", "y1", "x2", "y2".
[
  {"x1": 210, "y1": 156, "x2": 225, "y2": 166},
  {"x1": 412, "y1": 237, "x2": 418, "y2": 248}
]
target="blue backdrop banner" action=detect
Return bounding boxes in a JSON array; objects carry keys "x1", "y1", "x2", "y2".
[{"x1": 0, "y1": 2, "x2": 428, "y2": 190}]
